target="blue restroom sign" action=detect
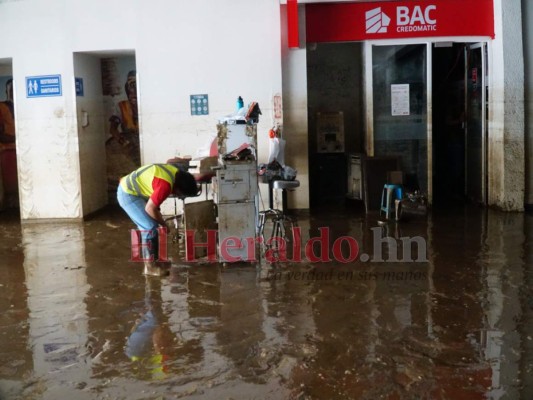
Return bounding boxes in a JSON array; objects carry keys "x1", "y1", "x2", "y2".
[
  {"x1": 26, "y1": 75, "x2": 62, "y2": 98},
  {"x1": 190, "y1": 94, "x2": 209, "y2": 116},
  {"x1": 75, "y1": 77, "x2": 84, "y2": 97}
]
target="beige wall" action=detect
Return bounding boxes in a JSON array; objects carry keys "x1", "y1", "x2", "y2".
[
  {"x1": 280, "y1": 4, "x2": 310, "y2": 209},
  {"x1": 488, "y1": 0, "x2": 525, "y2": 211},
  {"x1": 524, "y1": 0, "x2": 533, "y2": 207}
]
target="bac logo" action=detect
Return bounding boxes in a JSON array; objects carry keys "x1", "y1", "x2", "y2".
[
  {"x1": 366, "y1": 5, "x2": 437, "y2": 34},
  {"x1": 397, "y1": 6, "x2": 437, "y2": 26},
  {"x1": 366, "y1": 7, "x2": 391, "y2": 34}
]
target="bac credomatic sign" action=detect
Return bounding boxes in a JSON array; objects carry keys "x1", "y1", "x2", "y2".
[{"x1": 305, "y1": 0, "x2": 494, "y2": 43}]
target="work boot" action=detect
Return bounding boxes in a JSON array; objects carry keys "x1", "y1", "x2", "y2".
[
  {"x1": 143, "y1": 261, "x2": 169, "y2": 277},
  {"x1": 156, "y1": 259, "x2": 172, "y2": 268},
  {"x1": 156, "y1": 260, "x2": 172, "y2": 275}
]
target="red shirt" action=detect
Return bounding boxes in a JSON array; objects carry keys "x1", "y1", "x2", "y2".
[{"x1": 150, "y1": 177, "x2": 172, "y2": 207}]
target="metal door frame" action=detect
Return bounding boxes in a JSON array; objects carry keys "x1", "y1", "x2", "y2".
[{"x1": 464, "y1": 42, "x2": 488, "y2": 204}]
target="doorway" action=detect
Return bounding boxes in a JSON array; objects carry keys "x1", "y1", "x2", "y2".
[
  {"x1": 74, "y1": 51, "x2": 140, "y2": 216},
  {"x1": 432, "y1": 42, "x2": 487, "y2": 206},
  {"x1": 365, "y1": 40, "x2": 488, "y2": 207},
  {"x1": 306, "y1": 39, "x2": 489, "y2": 210},
  {"x1": 0, "y1": 59, "x2": 18, "y2": 210}
]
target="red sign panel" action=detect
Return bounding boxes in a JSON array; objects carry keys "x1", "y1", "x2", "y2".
[
  {"x1": 288, "y1": 0, "x2": 299, "y2": 48},
  {"x1": 306, "y1": 0, "x2": 494, "y2": 42}
]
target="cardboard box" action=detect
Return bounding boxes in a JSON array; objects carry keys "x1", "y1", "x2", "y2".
[
  {"x1": 387, "y1": 171, "x2": 404, "y2": 185},
  {"x1": 196, "y1": 156, "x2": 218, "y2": 174}
]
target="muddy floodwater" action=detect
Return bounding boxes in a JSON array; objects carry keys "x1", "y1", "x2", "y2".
[{"x1": 0, "y1": 205, "x2": 532, "y2": 400}]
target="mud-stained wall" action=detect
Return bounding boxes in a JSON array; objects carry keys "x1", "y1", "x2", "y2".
[
  {"x1": 0, "y1": 0, "x2": 284, "y2": 219},
  {"x1": 524, "y1": 0, "x2": 533, "y2": 208},
  {"x1": 489, "y1": 0, "x2": 525, "y2": 211},
  {"x1": 74, "y1": 53, "x2": 107, "y2": 216},
  {"x1": 280, "y1": 4, "x2": 310, "y2": 209}
]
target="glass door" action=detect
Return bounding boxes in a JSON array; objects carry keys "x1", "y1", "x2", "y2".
[
  {"x1": 465, "y1": 43, "x2": 487, "y2": 204},
  {"x1": 366, "y1": 42, "x2": 431, "y2": 200}
]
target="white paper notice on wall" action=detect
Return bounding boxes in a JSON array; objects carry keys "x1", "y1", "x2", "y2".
[{"x1": 391, "y1": 84, "x2": 410, "y2": 116}]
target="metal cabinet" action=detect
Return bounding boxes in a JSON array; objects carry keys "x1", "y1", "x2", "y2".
[
  {"x1": 214, "y1": 161, "x2": 258, "y2": 262},
  {"x1": 214, "y1": 162, "x2": 258, "y2": 203}
]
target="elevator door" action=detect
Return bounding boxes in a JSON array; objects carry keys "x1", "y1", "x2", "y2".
[{"x1": 465, "y1": 43, "x2": 487, "y2": 204}]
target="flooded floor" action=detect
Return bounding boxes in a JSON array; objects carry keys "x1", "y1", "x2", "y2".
[{"x1": 0, "y1": 204, "x2": 532, "y2": 400}]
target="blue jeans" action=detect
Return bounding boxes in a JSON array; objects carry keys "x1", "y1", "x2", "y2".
[{"x1": 117, "y1": 185, "x2": 159, "y2": 261}]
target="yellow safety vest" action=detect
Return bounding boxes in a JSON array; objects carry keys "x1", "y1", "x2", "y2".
[{"x1": 120, "y1": 164, "x2": 179, "y2": 198}]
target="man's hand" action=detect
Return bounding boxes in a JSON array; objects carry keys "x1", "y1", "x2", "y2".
[
  {"x1": 145, "y1": 198, "x2": 166, "y2": 226},
  {"x1": 158, "y1": 221, "x2": 170, "y2": 232}
]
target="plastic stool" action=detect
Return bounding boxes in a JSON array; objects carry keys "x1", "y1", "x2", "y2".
[{"x1": 380, "y1": 184, "x2": 403, "y2": 220}]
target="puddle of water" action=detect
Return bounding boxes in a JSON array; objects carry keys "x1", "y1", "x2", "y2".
[{"x1": 0, "y1": 206, "x2": 532, "y2": 399}]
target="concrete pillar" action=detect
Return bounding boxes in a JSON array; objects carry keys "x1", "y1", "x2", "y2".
[
  {"x1": 489, "y1": 0, "x2": 525, "y2": 211},
  {"x1": 523, "y1": 0, "x2": 533, "y2": 208},
  {"x1": 280, "y1": 4, "x2": 310, "y2": 209}
]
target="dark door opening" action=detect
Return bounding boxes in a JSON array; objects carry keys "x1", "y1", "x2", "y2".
[
  {"x1": 0, "y1": 60, "x2": 17, "y2": 211},
  {"x1": 432, "y1": 43, "x2": 467, "y2": 206},
  {"x1": 432, "y1": 42, "x2": 487, "y2": 208}
]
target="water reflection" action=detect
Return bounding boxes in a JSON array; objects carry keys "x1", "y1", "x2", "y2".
[
  {"x1": 22, "y1": 222, "x2": 89, "y2": 398},
  {"x1": 482, "y1": 211, "x2": 525, "y2": 399},
  {"x1": 0, "y1": 218, "x2": 30, "y2": 395},
  {"x1": 0, "y1": 207, "x2": 531, "y2": 399},
  {"x1": 522, "y1": 214, "x2": 533, "y2": 400},
  {"x1": 125, "y1": 277, "x2": 202, "y2": 380}
]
